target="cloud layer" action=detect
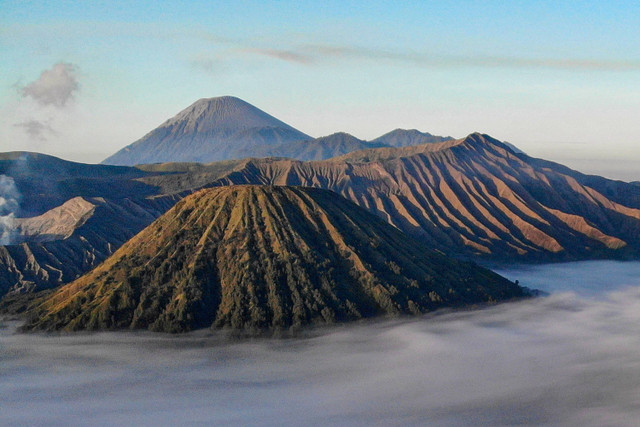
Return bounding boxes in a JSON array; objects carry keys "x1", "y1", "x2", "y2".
[
  {"x1": 297, "y1": 44, "x2": 640, "y2": 71},
  {"x1": 2, "y1": 261, "x2": 640, "y2": 426},
  {"x1": 20, "y1": 62, "x2": 79, "y2": 107},
  {"x1": 194, "y1": 32, "x2": 640, "y2": 72}
]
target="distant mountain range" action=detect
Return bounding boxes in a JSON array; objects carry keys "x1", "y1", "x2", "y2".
[
  {"x1": 372, "y1": 128, "x2": 453, "y2": 147},
  {"x1": 1, "y1": 97, "x2": 640, "y2": 306},
  {"x1": 103, "y1": 96, "x2": 311, "y2": 165},
  {"x1": 102, "y1": 96, "x2": 453, "y2": 165},
  {"x1": 248, "y1": 132, "x2": 388, "y2": 161},
  {"x1": 21, "y1": 186, "x2": 523, "y2": 332},
  {"x1": 204, "y1": 133, "x2": 640, "y2": 260}
]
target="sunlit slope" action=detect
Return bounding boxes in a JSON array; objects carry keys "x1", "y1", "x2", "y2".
[
  {"x1": 208, "y1": 133, "x2": 640, "y2": 260},
  {"x1": 24, "y1": 185, "x2": 522, "y2": 332}
]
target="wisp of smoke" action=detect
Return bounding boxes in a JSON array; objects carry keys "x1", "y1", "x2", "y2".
[
  {"x1": 0, "y1": 175, "x2": 20, "y2": 245},
  {"x1": 2, "y1": 261, "x2": 640, "y2": 426}
]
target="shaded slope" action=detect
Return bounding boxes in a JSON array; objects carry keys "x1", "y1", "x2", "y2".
[
  {"x1": 372, "y1": 129, "x2": 453, "y2": 147},
  {"x1": 0, "y1": 152, "x2": 245, "y2": 299},
  {"x1": 0, "y1": 195, "x2": 178, "y2": 297},
  {"x1": 0, "y1": 152, "x2": 158, "y2": 216},
  {"x1": 103, "y1": 96, "x2": 310, "y2": 165},
  {"x1": 250, "y1": 132, "x2": 389, "y2": 161},
  {"x1": 23, "y1": 186, "x2": 523, "y2": 332},
  {"x1": 0, "y1": 152, "x2": 179, "y2": 299}
]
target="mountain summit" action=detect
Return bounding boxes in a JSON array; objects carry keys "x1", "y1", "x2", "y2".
[
  {"x1": 372, "y1": 129, "x2": 454, "y2": 147},
  {"x1": 159, "y1": 96, "x2": 299, "y2": 132},
  {"x1": 23, "y1": 185, "x2": 523, "y2": 332},
  {"x1": 102, "y1": 96, "x2": 311, "y2": 165}
]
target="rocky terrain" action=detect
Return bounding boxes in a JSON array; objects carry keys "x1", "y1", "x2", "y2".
[
  {"x1": 21, "y1": 186, "x2": 524, "y2": 332},
  {"x1": 0, "y1": 195, "x2": 177, "y2": 297},
  {"x1": 2, "y1": 130, "x2": 640, "y2": 300},
  {"x1": 198, "y1": 133, "x2": 640, "y2": 260}
]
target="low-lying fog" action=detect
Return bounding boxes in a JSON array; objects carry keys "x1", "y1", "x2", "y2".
[{"x1": 3, "y1": 261, "x2": 640, "y2": 426}]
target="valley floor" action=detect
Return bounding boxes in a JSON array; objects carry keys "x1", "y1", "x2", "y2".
[{"x1": 2, "y1": 260, "x2": 640, "y2": 426}]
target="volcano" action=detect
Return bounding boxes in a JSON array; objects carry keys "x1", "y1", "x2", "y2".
[
  {"x1": 102, "y1": 96, "x2": 311, "y2": 165},
  {"x1": 23, "y1": 185, "x2": 523, "y2": 332}
]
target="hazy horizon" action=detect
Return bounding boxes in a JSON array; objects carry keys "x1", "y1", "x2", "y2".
[{"x1": 1, "y1": 1, "x2": 639, "y2": 180}]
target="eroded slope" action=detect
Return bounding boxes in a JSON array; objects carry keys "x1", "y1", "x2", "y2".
[
  {"x1": 24, "y1": 186, "x2": 522, "y2": 332},
  {"x1": 207, "y1": 134, "x2": 640, "y2": 260}
]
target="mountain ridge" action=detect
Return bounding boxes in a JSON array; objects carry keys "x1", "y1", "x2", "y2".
[
  {"x1": 101, "y1": 97, "x2": 457, "y2": 165},
  {"x1": 21, "y1": 185, "x2": 524, "y2": 333},
  {"x1": 372, "y1": 128, "x2": 454, "y2": 147},
  {"x1": 2, "y1": 131, "x2": 640, "y2": 301},
  {"x1": 205, "y1": 133, "x2": 640, "y2": 260},
  {"x1": 248, "y1": 132, "x2": 389, "y2": 161}
]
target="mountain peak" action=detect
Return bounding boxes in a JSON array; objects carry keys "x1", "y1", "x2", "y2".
[
  {"x1": 372, "y1": 128, "x2": 453, "y2": 147},
  {"x1": 195, "y1": 95, "x2": 242, "y2": 103},
  {"x1": 463, "y1": 132, "x2": 489, "y2": 143},
  {"x1": 163, "y1": 96, "x2": 296, "y2": 132},
  {"x1": 102, "y1": 97, "x2": 310, "y2": 165},
  {"x1": 188, "y1": 95, "x2": 257, "y2": 110},
  {"x1": 390, "y1": 128, "x2": 432, "y2": 136},
  {"x1": 315, "y1": 132, "x2": 362, "y2": 142},
  {"x1": 23, "y1": 185, "x2": 523, "y2": 332},
  {"x1": 461, "y1": 133, "x2": 525, "y2": 154}
]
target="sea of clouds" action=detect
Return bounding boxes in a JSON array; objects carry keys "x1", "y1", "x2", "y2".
[{"x1": 2, "y1": 261, "x2": 640, "y2": 426}]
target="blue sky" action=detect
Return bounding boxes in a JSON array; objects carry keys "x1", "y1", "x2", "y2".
[{"x1": 1, "y1": 1, "x2": 639, "y2": 179}]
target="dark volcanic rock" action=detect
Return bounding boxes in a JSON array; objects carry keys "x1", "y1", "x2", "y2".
[
  {"x1": 0, "y1": 196, "x2": 178, "y2": 297},
  {"x1": 0, "y1": 151, "x2": 157, "y2": 216}
]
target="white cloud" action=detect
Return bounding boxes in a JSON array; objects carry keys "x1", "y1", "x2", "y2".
[
  {"x1": 3, "y1": 62, "x2": 83, "y2": 152},
  {"x1": 20, "y1": 62, "x2": 80, "y2": 107}
]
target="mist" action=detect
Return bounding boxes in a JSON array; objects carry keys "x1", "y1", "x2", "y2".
[
  {"x1": 0, "y1": 174, "x2": 19, "y2": 245},
  {"x1": 3, "y1": 261, "x2": 640, "y2": 426}
]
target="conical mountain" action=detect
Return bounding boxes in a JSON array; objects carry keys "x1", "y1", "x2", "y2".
[
  {"x1": 102, "y1": 96, "x2": 311, "y2": 165},
  {"x1": 23, "y1": 185, "x2": 523, "y2": 332}
]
